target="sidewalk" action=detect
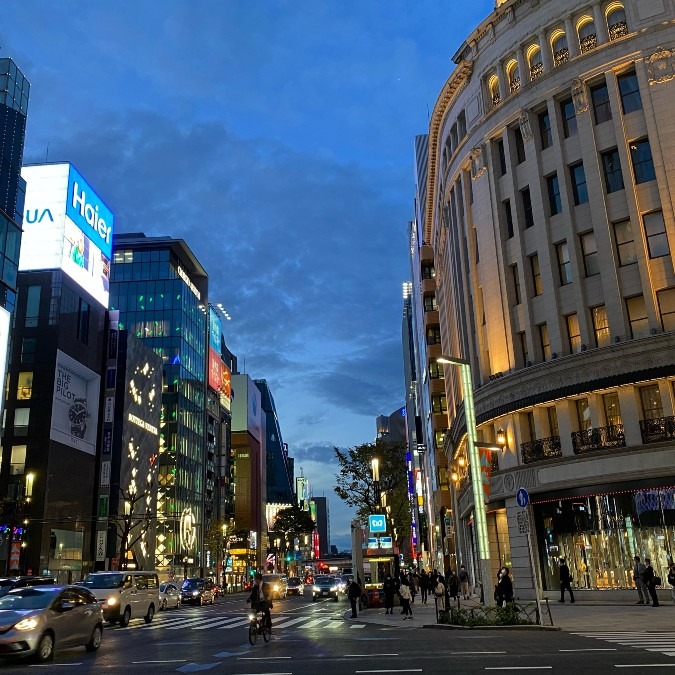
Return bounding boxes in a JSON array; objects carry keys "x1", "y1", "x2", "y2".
[{"x1": 345, "y1": 596, "x2": 675, "y2": 633}]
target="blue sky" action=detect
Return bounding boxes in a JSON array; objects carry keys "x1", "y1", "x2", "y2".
[{"x1": 3, "y1": 0, "x2": 491, "y2": 550}]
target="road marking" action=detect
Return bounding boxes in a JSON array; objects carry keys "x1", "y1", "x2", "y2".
[
  {"x1": 559, "y1": 649, "x2": 617, "y2": 652},
  {"x1": 614, "y1": 665, "x2": 675, "y2": 669},
  {"x1": 351, "y1": 624, "x2": 366, "y2": 629},
  {"x1": 238, "y1": 656, "x2": 292, "y2": 660},
  {"x1": 344, "y1": 653, "x2": 399, "y2": 657},
  {"x1": 485, "y1": 668, "x2": 552, "y2": 671},
  {"x1": 273, "y1": 616, "x2": 318, "y2": 629},
  {"x1": 452, "y1": 651, "x2": 506, "y2": 655},
  {"x1": 191, "y1": 616, "x2": 247, "y2": 630},
  {"x1": 355, "y1": 671, "x2": 422, "y2": 674},
  {"x1": 30, "y1": 665, "x2": 82, "y2": 668},
  {"x1": 132, "y1": 660, "x2": 188, "y2": 664}
]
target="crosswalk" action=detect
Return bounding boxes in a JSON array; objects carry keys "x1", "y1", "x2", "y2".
[
  {"x1": 134, "y1": 611, "x2": 359, "y2": 634},
  {"x1": 572, "y1": 632, "x2": 675, "y2": 657}
]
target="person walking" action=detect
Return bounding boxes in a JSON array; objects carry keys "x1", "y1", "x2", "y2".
[
  {"x1": 446, "y1": 568, "x2": 459, "y2": 601},
  {"x1": 399, "y1": 579, "x2": 413, "y2": 620},
  {"x1": 458, "y1": 565, "x2": 470, "y2": 600},
  {"x1": 434, "y1": 575, "x2": 446, "y2": 611},
  {"x1": 383, "y1": 574, "x2": 396, "y2": 615},
  {"x1": 348, "y1": 578, "x2": 362, "y2": 618},
  {"x1": 558, "y1": 558, "x2": 575, "y2": 603},
  {"x1": 633, "y1": 556, "x2": 649, "y2": 605},
  {"x1": 496, "y1": 567, "x2": 514, "y2": 606},
  {"x1": 420, "y1": 569, "x2": 429, "y2": 604},
  {"x1": 644, "y1": 557, "x2": 660, "y2": 607},
  {"x1": 408, "y1": 572, "x2": 417, "y2": 604},
  {"x1": 667, "y1": 563, "x2": 675, "y2": 604}
]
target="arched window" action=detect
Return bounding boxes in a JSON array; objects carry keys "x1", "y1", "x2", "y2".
[
  {"x1": 506, "y1": 59, "x2": 521, "y2": 93},
  {"x1": 606, "y1": 3, "x2": 627, "y2": 40},
  {"x1": 551, "y1": 29, "x2": 569, "y2": 66},
  {"x1": 577, "y1": 16, "x2": 597, "y2": 53},
  {"x1": 527, "y1": 44, "x2": 543, "y2": 80},
  {"x1": 488, "y1": 74, "x2": 501, "y2": 108}
]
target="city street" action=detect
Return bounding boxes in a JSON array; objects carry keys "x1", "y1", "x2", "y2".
[{"x1": 1, "y1": 593, "x2": 675, "y2": 673}]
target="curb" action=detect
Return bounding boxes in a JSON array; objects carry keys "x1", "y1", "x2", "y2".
[{"x1": 423, "y1": 623, "x2": 560, "y2": 631}]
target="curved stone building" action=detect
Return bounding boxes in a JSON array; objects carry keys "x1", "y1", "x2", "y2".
[{"x1": 422, "y1": 0, "x2": 675, "y2": 598}]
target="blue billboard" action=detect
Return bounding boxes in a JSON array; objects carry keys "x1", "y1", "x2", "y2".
[{"x1": 65, "y1": 165, "x2": 114, "y2": 259}]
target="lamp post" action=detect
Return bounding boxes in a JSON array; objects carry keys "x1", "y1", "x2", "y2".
[
  {"x1": 437, "y1": 355, "x2": 494, "y2": 605},
  {"x1": 371, "y1": 458, "x2": 380, "y2": 513}
]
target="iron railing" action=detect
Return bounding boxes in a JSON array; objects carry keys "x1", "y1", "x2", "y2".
[
  {"x1": 530, "y1": 62, "x2": 544, "y2": 80},
  {"x1": 571, "y1": 424, "x2": 625, "y2": 454},
  {"x1": 580, "y1": 34, "x2": 597, "y2": 53},
  {"x1": 554, "y1": 47, "x2": 569, "y2": 66},
  {"x1": 509, "y1": 77, "x2": 521, "y2": 93},
  {"x1": 609, "y1": 20, "x2": 628, "y2": 41},
  {"x1": 640, "y1": 416, "x2": 675, "y2": 444},
  {"x1": 521, "y1": 436, "x2": 562, "y2": 464}
]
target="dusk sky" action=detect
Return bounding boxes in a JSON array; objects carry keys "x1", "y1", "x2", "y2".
[{"x1": 3, "y1": 1, "x2": 491, "y2": 550}]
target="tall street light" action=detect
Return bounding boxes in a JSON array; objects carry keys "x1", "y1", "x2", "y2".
[
  {"x1": 437, "y1": 355, "x2": 493, "y2": 605},
  {"x1": 371, "y1": 458, "x2": 381, "y2": 513}
]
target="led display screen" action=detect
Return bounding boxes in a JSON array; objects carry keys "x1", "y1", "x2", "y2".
[{"x1": 20, "y1": 163, "x2": 114, "y2": 307}]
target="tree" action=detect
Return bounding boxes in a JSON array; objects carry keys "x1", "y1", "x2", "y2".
[
  {"x1": 272, "y1": 505, "x2": 315, "y2": 542},
  {"x1": 112, "y1": 486, "x2": 153, "y2": 570},
  {"x1": 333, "y1": 439, "x2": 410, "y2": 551}
]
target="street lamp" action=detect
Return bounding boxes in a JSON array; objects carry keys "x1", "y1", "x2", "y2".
[
  {"x1": 437, "y1": 355, "x2": 494, "y2": 605},
  {"x1": 371, "y1": 458, "x2": 380, "y2": 512}
]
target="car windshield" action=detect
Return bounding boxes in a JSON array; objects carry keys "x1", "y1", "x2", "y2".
[
  {"x1": 182, "y1": 579, "x2": 203, "y2": 590},
  {"x1": 160, "y1": 583, "x2": 169, "y2": 592},
  {"x1": 0, "y1": 589, "x2": 58, "y2": 610},
  {"x1": 81, "y1": 573, "x2": 125, "y2": 589},
  {"x1": 263, "y1": 575, "x2": 281, "y2": 582},
  {"x1": 315, "y1": 576, "x2": 334, "y2": 584},
  {"x1": 288, "y1": 577, "x2": 301, "y2": 584}
]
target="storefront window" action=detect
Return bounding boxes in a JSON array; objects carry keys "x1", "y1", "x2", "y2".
[{"x1": 535, "y1": 489, "x2": 675, "y2": 592}]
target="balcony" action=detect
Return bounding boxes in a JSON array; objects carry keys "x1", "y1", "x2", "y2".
[
  {"x1": 520, "y1": 436, "x2": 562, "y2": 464},
  {"x1": 571, "y1": 424, "x2": 625, "y2": 454},
  {"x1": 609, "y1": 20, "x2": 628, "y2": 41},
  {"x1": 530, "y1": 62, "x2": 544, "y2": 80},
  {"x1": 554, "y1": 47, "x2": 569, "y2": 67},
  {"x1": 580, "y1": 34, "x2": 597, "y2": 54},
  {"x1": 639, "y1": 416, "x2": 675, "y2": 444}
]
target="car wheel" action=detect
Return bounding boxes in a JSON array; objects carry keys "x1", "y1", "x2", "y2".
[
  {"x1": 175, "y1": 599, "x2": 181, "y2": 609},
  {"x1": 312, "y1": 597, "x2": 316, "y2": 602},
  {"x1": 119, "y1": 606, "x2": 131, "y2": 628},
  {"x1": 334, "y1": 596, "x2": 339, "y2": 602},
  {"x1": 160, "y1": 599, "x2": 167, "y2": 611},
  {"x1": 85, "y1": 624, "x2": 102, "y2": 652},
  {"x1": 198, "y1": 596, "x2": 203, "y2": 606},
  {"x1": 144, "y1": 604, "x2": 155, "y2": 624},
  {"x1": 35, "y1": 631, "x2": 54, "y2": 662}
]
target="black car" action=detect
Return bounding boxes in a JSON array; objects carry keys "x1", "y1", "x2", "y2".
[
  {"x1": 0, "y1": 576, "x2": 56, "y2": 597},
  {"x1": 312, "y1": 575, "x2": 339, "y2": 602},
  {"x1": 180, "y1": 578, "x2": 215, "y2": 605}
]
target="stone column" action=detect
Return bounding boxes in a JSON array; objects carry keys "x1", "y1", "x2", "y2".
[
  {"x1": 538, "y1": 31, "x2": 553, "y2": 72},
  {"x1": 516, "y1": 46, "x2": 528, "y2": 86},
  {"x1": 565, "y1": 17, "x2": 579, "y2": 59},
  {"x1": 498, "y1": 61, "x2": 509, "y2": 101},
  {"x1": 593, "y1": 3, "x2": 609, "y2": 45}
]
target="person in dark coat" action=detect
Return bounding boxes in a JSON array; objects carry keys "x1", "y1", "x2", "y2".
[
  {"x1": 383, "y1": 574, "x2": 396, "y2": 615},
  {"x1": 644, "y1": 557, "x2": 660, "y2": 607},
  {"x1": 496, "y1": 567, "x2": 514, "y2": 606},
  {"x1": 419, "y1": 569, "x2": 430, "y2": 604},
  {"x1": 558, "y1": 558, "x2": 575, "y2": 603},
  {"x1": 446, "y1": 569, "x2": 459, "y2": 601},
  {"x1": 348, "y1": 579, "x2": 363, "y2": 618}
]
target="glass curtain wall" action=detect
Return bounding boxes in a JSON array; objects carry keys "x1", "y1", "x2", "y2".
[
  {"x1": 535, "y1": 488, "x2": 675, "y2": 591},
  {"x1": 110, "y1": 248, "x2": 206, "y2": 572}
]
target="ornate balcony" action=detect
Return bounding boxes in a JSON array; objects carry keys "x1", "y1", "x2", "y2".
[
  {"x1": 639, "y1": 416, "x2": 675, "y2": 444},
  {"x1": 609, "y1": 20, "x2": 628, "y2": 41},
  {"x1": 521, "y1": 436, "x2": 562, "y2": 464},
  {"x1": 491, "y1": 92, "x2": 501, "y2": 108},
  {"x1": 580, "y1": 34, "x2": 597, "y2": 53},
  {"x1": 530, "y1": 62, "x2": 544, "y2": 80},
  {"x1": 509, "y1": 77, "x2": 521, "y2": 93},
  {"x1": 554, "y1": 47, "x2": 570, "y2": 67},
  {"x1": 571, "y1": 424, "x2": 625, "y2": 454}
]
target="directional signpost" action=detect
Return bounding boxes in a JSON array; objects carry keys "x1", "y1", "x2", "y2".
[{"x1": 516, "y1": 486, "x2": 542, "y2": 624}]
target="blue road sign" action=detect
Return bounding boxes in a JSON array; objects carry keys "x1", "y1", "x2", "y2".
[
  {"x1": 516, "y1": 487, "x2": 529, "y2": 508},
  {"x1": 369, "y1": 514, "x2": 387, "y2": 533}
]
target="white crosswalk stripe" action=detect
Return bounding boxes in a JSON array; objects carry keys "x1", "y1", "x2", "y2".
[
  {"x1": 134, "y1": 613, "x2": 360, "y2": 634},
  {"x1": 572, "y1": 632, "x2": 675, "y2": 657}
]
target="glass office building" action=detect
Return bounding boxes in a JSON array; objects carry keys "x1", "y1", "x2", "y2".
[{"x1": 110, "y1": 234, "x2": 208, "y2": 575}]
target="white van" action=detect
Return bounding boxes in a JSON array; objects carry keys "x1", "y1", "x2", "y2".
[{"x1": 81, "y1": 571, "x2": 160, "y2": 626}]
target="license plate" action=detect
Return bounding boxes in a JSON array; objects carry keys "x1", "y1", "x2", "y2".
[{"x1": 321, "y1": 591, "x2": 328, "y2": 596}]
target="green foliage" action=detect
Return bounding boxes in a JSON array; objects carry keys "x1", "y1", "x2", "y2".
[
  {"x1": 333, "y1": 439, "x2": 410, "y2": 550},
  {"x1": 438, "y1": 604, "x2": 535, "y2": 627}
]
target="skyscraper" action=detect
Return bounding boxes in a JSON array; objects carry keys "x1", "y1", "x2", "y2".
[
  {"x1": 110, "y1": 233, "x2": 208, "y2": 576},
  {"x1": 311, "y1": 496, "x2": 330, "y2": 559}
]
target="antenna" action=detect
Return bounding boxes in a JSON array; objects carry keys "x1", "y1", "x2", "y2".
[{"x1": 45, "y1": 142, "x2": 49, "y2": 163}]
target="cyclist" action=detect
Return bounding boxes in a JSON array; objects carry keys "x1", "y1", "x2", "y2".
[{"x1": 247, "y1": 572, "x2": 272, "y2": 629}]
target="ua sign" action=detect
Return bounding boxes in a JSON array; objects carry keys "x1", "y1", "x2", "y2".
[{"x1": 368, "y1": 514, "x2": 387, "y2": 533}]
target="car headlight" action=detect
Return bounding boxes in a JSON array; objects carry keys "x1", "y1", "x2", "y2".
[
  {"x1": 273, "y1": 584, "x2": 279, "y2": 591},
  {"x1": 14, "y1": 617, "x2": 38, "y2": 631},
  {"x1": 107, "y1": 597, "x2": 117, "y2": 606},
  {"x1": 330, "y1": 586, "x2": 338, "y2": 592},
  {"x1": 192, "y1": 591, "x2": 199, "y2": 596},
  {"x1": 313, "y1": 586, "x2": 320, "y2": 592},
  {"x1": 248, "y1": 613, "x2": 255, "y2": 620}
]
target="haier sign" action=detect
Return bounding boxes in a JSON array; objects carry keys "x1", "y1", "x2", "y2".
[
  {"x1": 368, "y1": 514, "x2": 387, "y2": 533},
  {"x1": 20, "y1": 163, "x2": 114, "y2": 307},
  {"x1": 65, "y1": 166, "x2": 113, "y2": 259}
]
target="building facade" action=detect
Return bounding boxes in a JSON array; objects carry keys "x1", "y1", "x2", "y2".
[
  {"x1": 311, "y1": 496, "x2": 330, "y2": 559},
  {"x1": 423, "y1": 0, "x2": 675, "y2": 597},
  {"x1": 110, "y1": 234, "x2": 208, "y2": 576}
]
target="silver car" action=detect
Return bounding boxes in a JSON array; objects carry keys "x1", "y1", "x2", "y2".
[{"x1": 0, "y1": 585, "x2": 103, "y2": 662}]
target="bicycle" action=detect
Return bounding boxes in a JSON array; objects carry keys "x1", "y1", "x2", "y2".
[{"x1": 248, "y1": 608, "x2": 271, "y2": 644}]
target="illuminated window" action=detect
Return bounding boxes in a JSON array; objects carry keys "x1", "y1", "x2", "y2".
[
  {"x1": 606, "y1": 4, "x2": 628, "y2": 41},
  {"x1": 506, "y1": 59, "x2": 520, "y2": 93},
  {"x1": 431, "y1": 393, "x2": 447, "y2": 414},
  {"x1": 576, "y1": 398, "x2": 591, "y2": 431},
  {"x1": 603, "y1": 393, "x2": 622, "y2": 427},
  {"x1": 527, "y1": 44, "x2": 543, "y2": 79},
  {"x1": 10, "y1": 445, "x2": 26, "y2": 475},
  {"x1": 626, "y1": 295, "x2": 649, "y2": 339},
  {"x1": 16, "y1": 372, "x2": 33, "y2": 400},
  {"x1": 556, "y1": 241, "x2": 572, "y2": 285},
  {"x1": 488, "y1": 74, "x2": 500, "y2": 108},
  {"x1": 551, "y1": 30, "x2": 569, "y2": 66},
  {"x1": 566, "y1": 313, "x2": 581, "y2": 353},
  {"x1": 539, "y1": 323, "x2": 551, "y2": 361},
  {"x1": 640, "y1": 384, "x2": 663, "y2": 420},
  {"x1": 577, "y1": 17, "x2": 597, "y2": 53},
  {"x1": 591, "y1": 305, "x2": 610, "y2": 347},
  {"x1": 548, "y1": 406, "x2": 559, "y2": 436}
]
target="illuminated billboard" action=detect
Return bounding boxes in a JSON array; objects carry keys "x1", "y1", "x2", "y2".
[
  {"x1": 20, "y1": 163, "x2": 114, "y2": 307},
  {"x1": 51, "y1": 350, "x2": 101, "y2": 455}
]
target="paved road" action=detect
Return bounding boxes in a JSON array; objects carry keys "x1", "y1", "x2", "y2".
[{"x1": 1, "y1": 592, "x2": 675, "y2": 672}]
